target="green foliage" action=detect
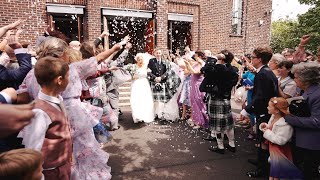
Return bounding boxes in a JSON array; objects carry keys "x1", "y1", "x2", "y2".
[
  {"x1": 297, "y1": 5, "x2": 320, "y2": 53},
  {"x1": 270, "y1": 20, "x2": 300, "y2": 53},
  {"x1": 271, "y1": 3, "x2": 320, "y2": 54},
  {"x1": 298, "y1": 0, "x2": 320, "y2": 6}
]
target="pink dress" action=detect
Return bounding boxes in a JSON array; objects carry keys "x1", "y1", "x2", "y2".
[
  {"x1": 18, "y1": 57, "x2": 112, "y2": 180},
  {"x1": 189, "y1": 63, "x2": 208, "y2": 127}
]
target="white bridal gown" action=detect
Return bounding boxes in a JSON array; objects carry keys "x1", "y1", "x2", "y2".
[{"x1": 130, "y1": 66, "x2": 155, "y2": 123}]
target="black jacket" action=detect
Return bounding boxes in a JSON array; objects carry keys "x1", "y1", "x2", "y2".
[
  {"x1": 201, "y1": 62, "x2": 238, "y2": 99},
  {"x1": 245, "y1": 65, "x2": 279, "y2": 117},
  {"x1": 147, "y1": 58, "x2": 168, "y2": 83}
]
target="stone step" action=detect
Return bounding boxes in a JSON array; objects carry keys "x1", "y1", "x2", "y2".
[
  {"x1": 120, "y1": 82, "x2": 132, "y2": 87},
  {"x1": 119, "y1": 86, "x2": 131, "y2": 91},
  {"x1": 119, "y1": 96, "x2": 130, "y2": 104},
  {"x1": 119, "y1": 102, "x2": 131, "y2": 107},
  {"x1": 119, "y1": 91, "x2": 131, "y2": 97}
]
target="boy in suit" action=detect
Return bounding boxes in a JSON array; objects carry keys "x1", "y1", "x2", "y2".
[{"x1": 240, "y1": 47, "x2": 279, "y2": 178}]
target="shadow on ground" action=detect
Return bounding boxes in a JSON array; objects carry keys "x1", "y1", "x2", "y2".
[{"x1": 103, "y1": 108, "x2": 263, "y2": 180}]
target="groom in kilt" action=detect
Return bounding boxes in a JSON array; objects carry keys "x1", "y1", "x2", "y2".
[{"x1": 147, "y1": 49, "x2": 181, "y2": 121}]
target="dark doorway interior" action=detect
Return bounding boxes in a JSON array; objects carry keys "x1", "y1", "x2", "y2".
[
  {"x1": 107, "y1": 16, "x2": 150, "y2": 63},
  {"x1": 51, "y1": 14, "x2": 83, "y2": 42},
  {"x1": 168, "y1": 21, "x2": 192, "y2": 54}
]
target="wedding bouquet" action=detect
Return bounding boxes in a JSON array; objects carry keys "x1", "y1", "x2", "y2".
[{"x1": 124, "y1": 63, "x2": 137, "y2": 77}]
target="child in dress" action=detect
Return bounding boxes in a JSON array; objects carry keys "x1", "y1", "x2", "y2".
[
  {"x1": 0, "y1": 148, "x2": 43, "y2": 180},
  {"x1": 259, "y1": 97, "x2": 303, "y2": 180},
  {"x1": 18, "y1": 56, "x2": 72, "y2": 180}
]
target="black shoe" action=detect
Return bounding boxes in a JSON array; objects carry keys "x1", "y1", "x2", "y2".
[
  {"x1": 226, "y1": 144, "x2": 236, "y2": 153},
  {"x1": 110, "y1": 126, "x2": 121, "y2": 131},
  {"x1": 160, "y1": 120, "x2": 168, "y2": 125},
  {"x1": 202, "y1": 135, "x2": 216, "y2": 141},
  {"x1": 208, "y1": 146, "x2": 225, "y2": 154},
  {"x1": 247, "y1": 159, "x2": 259, "y2": 166},
  {"x1": 167, "y1": 120, "x2": 174, "y2": 123},
  {"x1": 246, "y1": 169, "x2": 265, "y2": 178}
]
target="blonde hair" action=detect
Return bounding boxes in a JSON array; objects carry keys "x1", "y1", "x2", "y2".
[
  {"x1": 36, "y1": 37, "x2": 69, "y2": 59},
  {"x1": 0, "y1": 149, "x2": 42, "y2": 180},
  {"x1": 68, "y1": 49, "x2": 83, "y2": 63}
]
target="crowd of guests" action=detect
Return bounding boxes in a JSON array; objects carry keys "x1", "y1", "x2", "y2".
[{"x1": 0, "y1": 18, "x2": 319, "y2": 180}]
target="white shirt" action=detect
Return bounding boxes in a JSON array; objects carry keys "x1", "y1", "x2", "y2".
[{"x1": 18, "y1": 91, "x2": 64, "y2": 151}]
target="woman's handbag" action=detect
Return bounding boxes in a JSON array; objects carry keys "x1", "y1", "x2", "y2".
[{"x1": 289, "y1": 99, "x2": 311, "y2": 117}]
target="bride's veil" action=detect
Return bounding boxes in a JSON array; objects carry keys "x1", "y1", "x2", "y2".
[{"x1": 137, "y1": 52, "x2": 154, "y2": 69}]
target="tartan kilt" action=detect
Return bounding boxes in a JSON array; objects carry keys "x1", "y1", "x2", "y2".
[
  {"x1": 149, "y1": 69, "x2": 181, "y2": 103},
  {"x1": 207, "y1": 96, "x2": 234, "y2": 132},
  {"x1": 150, "y1": 82, "x2": 167, "y2": 102}
]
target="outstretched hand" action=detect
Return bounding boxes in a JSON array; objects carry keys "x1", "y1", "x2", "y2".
[
  {"x1": 0, "y1": 103, "x2": 35, "y2": 138},
  {"x1": 100, "y1": 31, "x2": 109, "y2": 38},
  {"x1": 5, "y1": 19, "x2": 23, "y2": 30},
  {"x1": 125, "y1": 42, "x2": 132, "y2": 50},
  {"x1": 300, "y1": 35, "x2": 310, "y2": 46},
  {"x1": 7, "y1": 30, "x2": 22, "y2": 49}
]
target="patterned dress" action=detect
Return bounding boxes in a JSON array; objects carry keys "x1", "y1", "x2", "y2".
[
  {"x1": 18, "y1": 57, "x2": 112, "y2": 180},
  {"x1": 179, "y1": 75, "x2": 191, "y2": 106}
]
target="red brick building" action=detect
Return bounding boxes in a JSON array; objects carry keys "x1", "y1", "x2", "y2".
[{"x1": 0, "y1": 0, "x2": 272, "y2": 56}]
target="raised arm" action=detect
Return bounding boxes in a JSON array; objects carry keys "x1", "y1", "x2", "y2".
[
  {"x1": 96, "y1": 36, "x2": 130, "y2": 63},
  {"x1": 293, "y1": 35, "x2": 310, "y2": 63},
  {"x1": 0, "y1": 31, "x2": 32, "y2": 84},
  {"x1": 93, "y1": 31, "x2": 109, "y2": 48},
  {"x1": 0, "y1": 19, "x2": 22, "y2": 38},
  {"x1": 109, "y1": 42, "x2": 132, "y2": 67}
]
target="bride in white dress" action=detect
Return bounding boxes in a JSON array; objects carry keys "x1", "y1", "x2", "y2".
[{"x1": 130, "y1": 53, "x2": 155, "y2": 123}]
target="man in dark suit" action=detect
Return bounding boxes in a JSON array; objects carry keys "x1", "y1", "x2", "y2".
[
  {"x1": 147, "y1": 49, "x2": 169, "y2": 120},
  {"x1": 148, "y1": 49, "x2": 168, "y2": 84},
  {"x1": 240, "y1": 47, "x2": 279, "y2": 178}
]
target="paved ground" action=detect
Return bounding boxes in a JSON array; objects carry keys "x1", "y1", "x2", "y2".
[{"x1": 103, "y1": 101, "x2": 265, "y2": 180}]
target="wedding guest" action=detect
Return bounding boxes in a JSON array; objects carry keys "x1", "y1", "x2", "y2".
[
  {"x1": 18, "y1": 56, "x2": 72, "y2": 180},
  {"x1": 17, "y1": 37, "x2": 123, "y2": 179},
  {"x1": 201, "y1": 50, "x2": 238, "y2": 153},
  {"x1": 0, "y1": 30, "x2": 32, "y2": 91},
  {"x1": 240, "y1": 47, "x2": 279, "y2": 178},
  {"x1": 284, "y1": 62, "x2": 320, "y2": 179},
  {"x1": 185, "y1": 51, "x2": 208, "y2": 129},
  {"x1": 0, "y1": 148, "x2": 43, "y2": 180},
  {"x1": 269, "y1": 53, "x2": 286, "y2": 77},
  {"x1": 260, "y1": 97, "x2": 303, "y2": 180},
  {"x1": 277, "y1": 61, "x2": 297, "y2": 99}
]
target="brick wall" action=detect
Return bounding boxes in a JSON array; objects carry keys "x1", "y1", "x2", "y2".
[
  {"x1": 0, "y1": 0, "x2": 272, "y2": 56},
  {"x1": 46, "y1": 0, "x2": 87, "y2": 5},
  {"x1": 0, "y1": 0, "x2": 47, "y2": 45}
]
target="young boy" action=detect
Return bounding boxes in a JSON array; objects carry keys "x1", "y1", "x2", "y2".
[
  {"x1": 18, "y1": 56, "x2": 72, "y2": 180},
  {"x1": 0, "y1": 148, "x2": 43, "y2": 180}
]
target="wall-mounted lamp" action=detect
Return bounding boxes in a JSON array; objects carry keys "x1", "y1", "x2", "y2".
[{"x1": 258, "y1": 20, "x2": 264, "y2": 27}]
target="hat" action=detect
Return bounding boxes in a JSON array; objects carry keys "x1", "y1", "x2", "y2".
[{"x1": 270, "y1": 97, "x2": 289, "y2": 115}]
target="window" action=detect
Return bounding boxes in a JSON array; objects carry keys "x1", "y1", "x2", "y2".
[{"x1": 231, "y1": 0, "x2": 243, "y2": 35}]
